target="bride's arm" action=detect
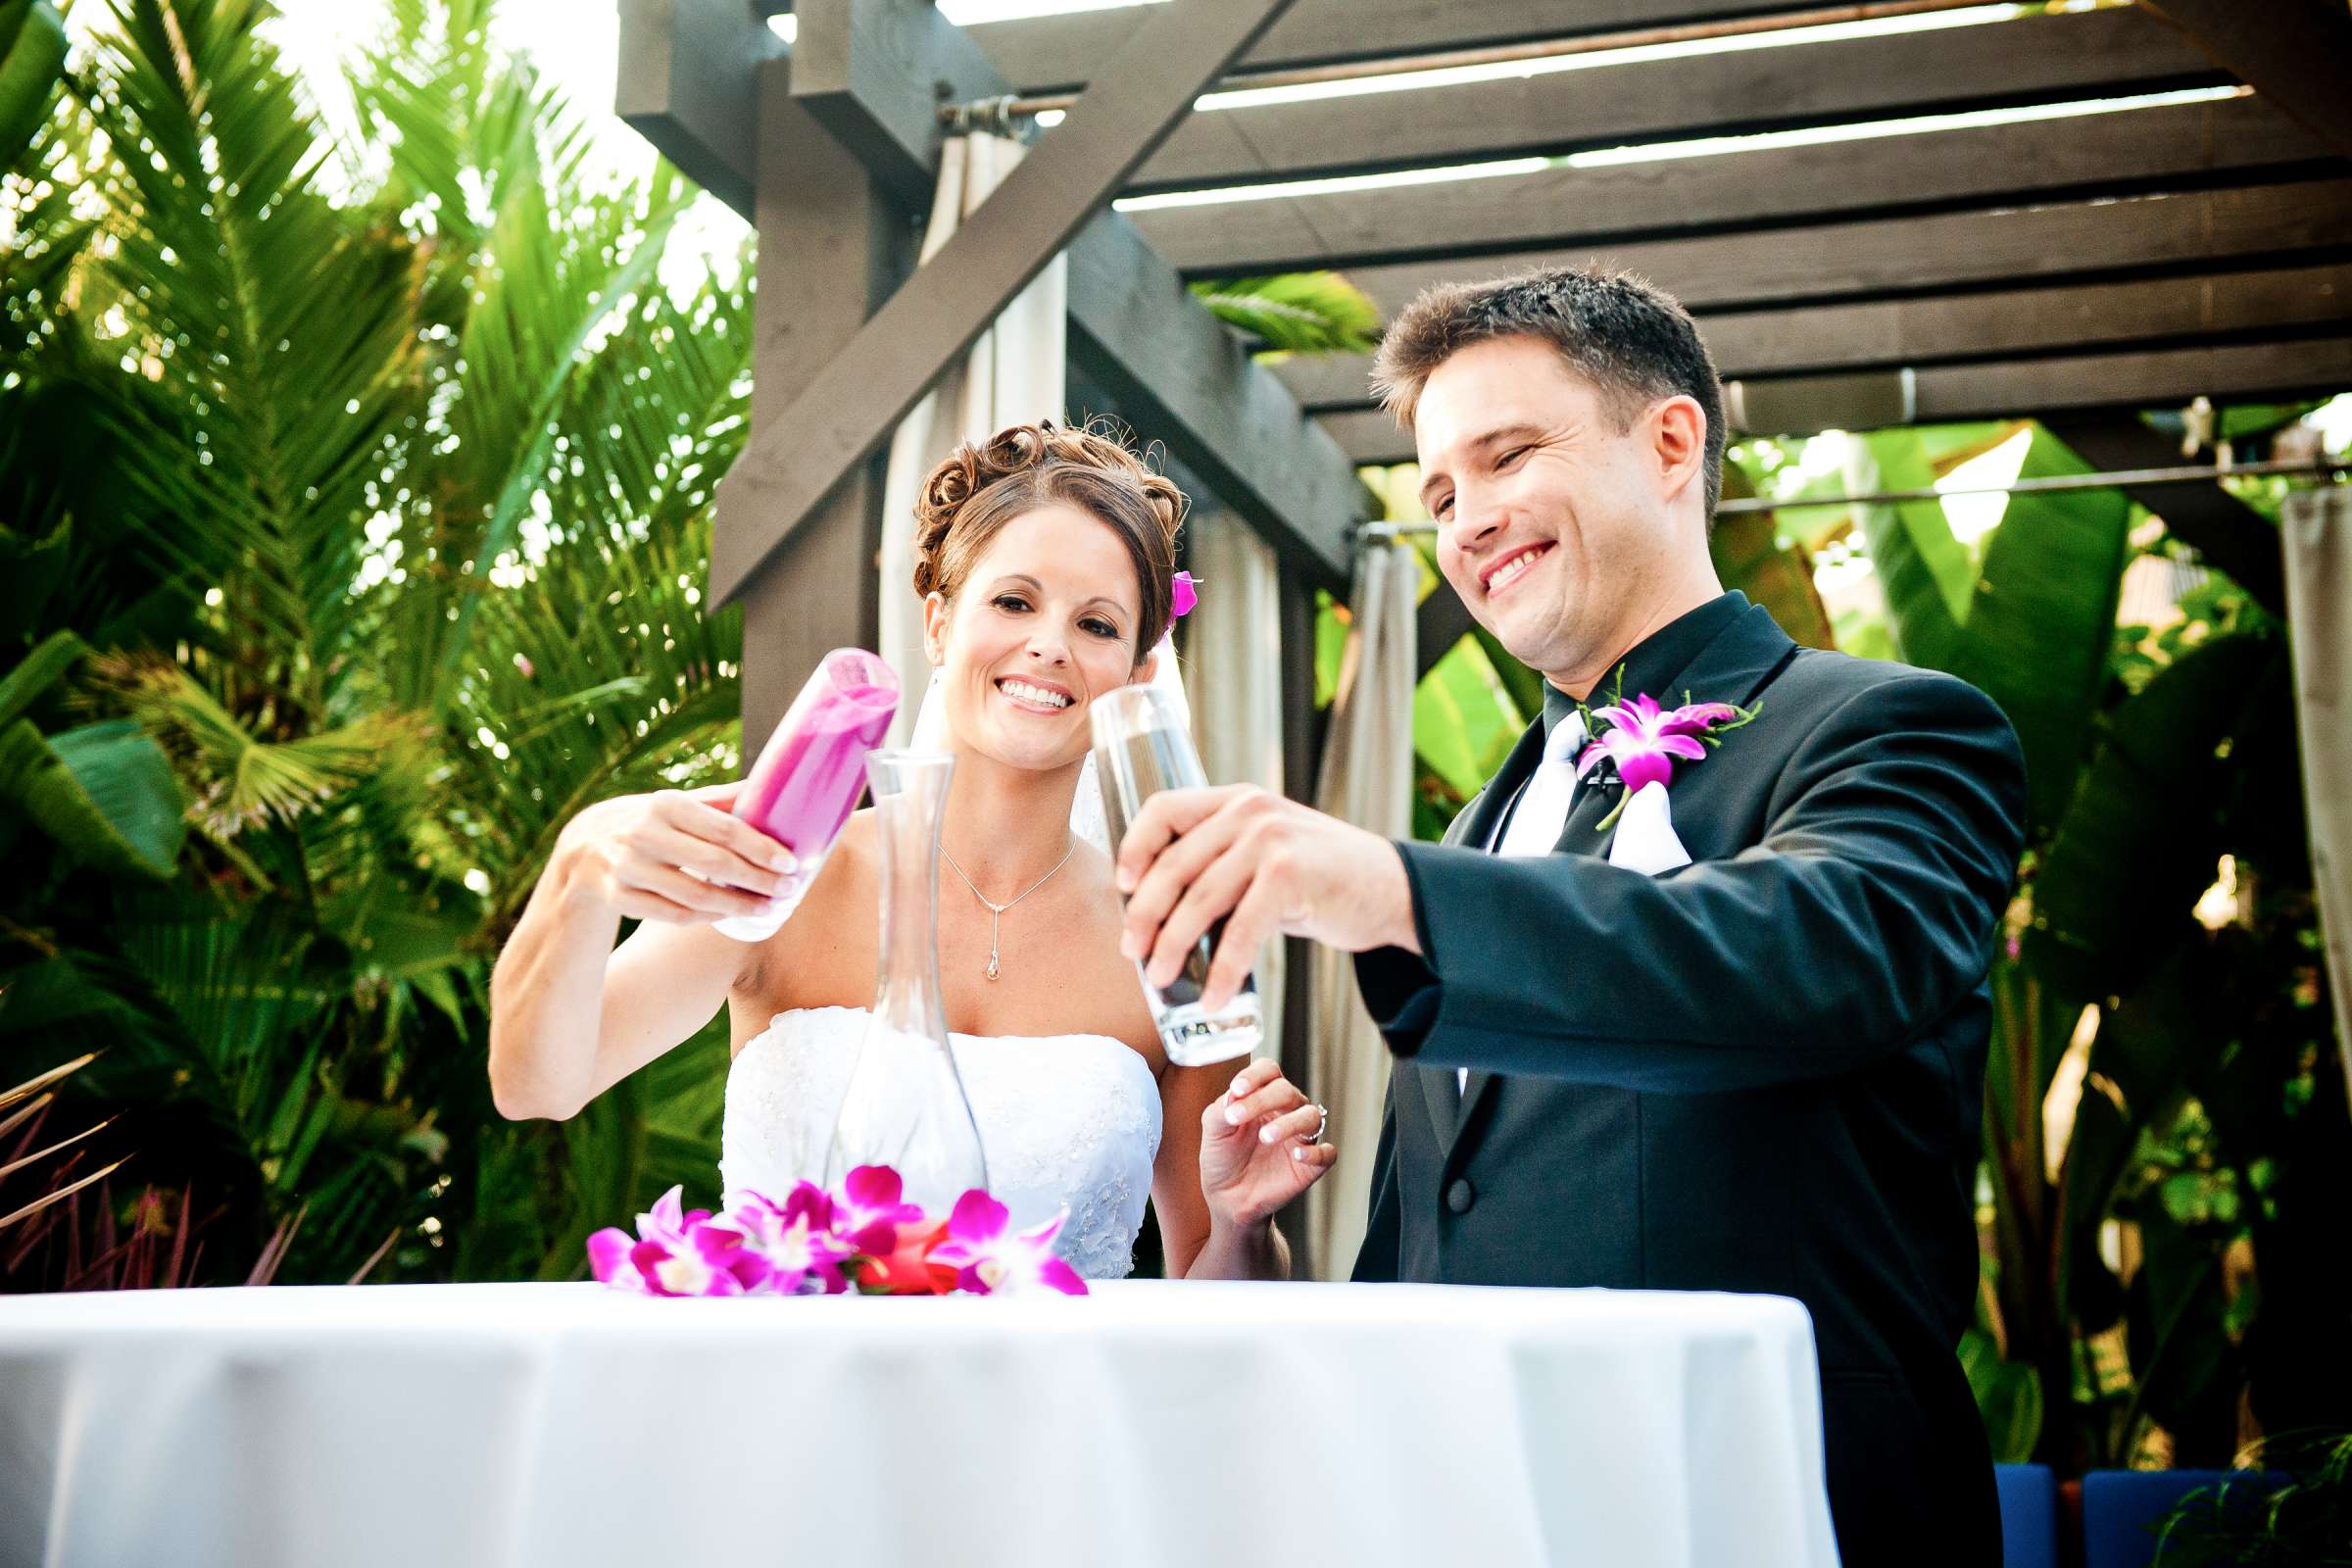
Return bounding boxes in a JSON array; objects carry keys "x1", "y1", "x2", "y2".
[{"x1": 488, "y1": 786, "x2": 792, "y2": 1120}]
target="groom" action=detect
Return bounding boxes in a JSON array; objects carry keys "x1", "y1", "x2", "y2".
[{"x1": 1114, "y1": 268, "x2": 2026, "y2": 1563}]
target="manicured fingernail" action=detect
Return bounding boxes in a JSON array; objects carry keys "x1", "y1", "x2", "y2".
[
  {"x1": 1293, "y1": 1148, "x2": 1305, "y2": 1161},
  {"x1": 1259, "y1": 1126, "x2": 1277, "y2": 1145},
  {"x1": 1119, "y1": 931, "x2": 1138, "y2": 958},
  {"x1": 1225, "y1": 1103, "x2": 1245, "y2": 1125},
  {"x1": 1115, "y1": 868, "x2": 1134, "y2": 893},
  {"x1": 769, "y1": 848, "x2": 796, "y2": 871}
]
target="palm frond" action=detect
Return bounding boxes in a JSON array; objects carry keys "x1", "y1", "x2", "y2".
[
  {"x1": 415, "y1": 160, "x2": 695, "y2": 684},
  {"x1": 88, "y1": 650, "x2": 430, "y2": 838},
  {"x1": 0, "y1": 0, "x2": 70, "y2": 171},
  {"x1": 79, "y1": 0, "x2": 423, "y2": 698}
]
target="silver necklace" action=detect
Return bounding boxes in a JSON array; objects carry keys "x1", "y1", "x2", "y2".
[{"x1": 939, "y1": 838, "x2": 1078, "y2": 981}]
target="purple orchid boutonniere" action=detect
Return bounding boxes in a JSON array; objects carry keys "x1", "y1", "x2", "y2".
[{"x1": 1568, "y1": 671, "x2": 1760, "y2": 875}]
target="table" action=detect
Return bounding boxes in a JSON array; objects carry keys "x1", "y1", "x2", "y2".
[{"x1": 0, "y1": 1281, "x2": 1840, "y2": 1567}]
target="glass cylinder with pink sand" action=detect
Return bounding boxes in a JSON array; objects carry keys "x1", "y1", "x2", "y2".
[{"x1": 712, "y1": 649, "x2": 901, "y2": 942}]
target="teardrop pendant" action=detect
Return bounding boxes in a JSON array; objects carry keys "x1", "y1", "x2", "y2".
[{"x1": 985, "y1": 952, "x2": 1001, "y2": 982}]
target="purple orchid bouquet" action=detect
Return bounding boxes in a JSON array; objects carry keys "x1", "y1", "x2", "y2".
[{"x1": 587, "y1": 1165, "x2": 1087, "y2": 1298}]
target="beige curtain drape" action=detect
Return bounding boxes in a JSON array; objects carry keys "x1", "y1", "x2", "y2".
[
  {"x1": 879, "y1": 133, "x2": 1066, "y2": 735},
  {"x1": 1182, "y1": 506, "x2": 1290, "y2": 1065},
  {"x1": 1305, "y1": 542, "x2": 1419, "y2": 1278},
  {"x1": 2280, "y1": 484, "x2": 2352, "y2": 1117}
]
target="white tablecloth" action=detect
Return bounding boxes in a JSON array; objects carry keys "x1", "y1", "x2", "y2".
[{"x1": 0, "y1": 1281, "x2": 1839, "y2": 1568}]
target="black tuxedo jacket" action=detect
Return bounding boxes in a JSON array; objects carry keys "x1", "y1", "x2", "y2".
[{"x1": 1352, "y1": 593, "x2": 2026, "y2": 1566}]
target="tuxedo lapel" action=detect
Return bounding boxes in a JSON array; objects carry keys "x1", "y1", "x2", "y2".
[
  {"x1": 1451, "y1": 600, "x2": 1801, "y2": 1149},
  {"x1": 1456, "y1": 718, "x2": 1548, "y2": 854}
]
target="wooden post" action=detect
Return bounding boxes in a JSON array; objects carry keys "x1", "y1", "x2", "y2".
[
  {"x1": 1277, "y1": 560, "x2": 1322, "y2": 1279},
  {"x1": 731, "y1": 66, "x2": 910, "y2": 747}
]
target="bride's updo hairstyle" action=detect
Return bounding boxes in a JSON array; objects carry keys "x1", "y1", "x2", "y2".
[{"x1": 912, "y1": 419, "x2": 1187, "y2": 662}]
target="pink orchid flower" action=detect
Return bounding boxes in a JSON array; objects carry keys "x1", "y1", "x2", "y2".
[
  {"x1": 1575, "y1": 693, "x2": 1742, "y2": 794},
  {"x1": 927, "y1": 1191, "x2": 1088, "y2": 1297},
  {"x1": 722, "y1": 1184, "x2": 856, "y2": 1297},
  {"x1": 1171, "y1": 571, "x2": 1200, "y2": 620},
  {"x1": 588, "y1": 1186, "x2": 767, "y2": 1297},
  {"x1": 827, "y1": 1165, "x2": 926, "y2": 1257}
]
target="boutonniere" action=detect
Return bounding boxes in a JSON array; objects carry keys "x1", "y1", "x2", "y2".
[{"x1": 1569, "y1": 666, "x2": 1759, "y2": 874}]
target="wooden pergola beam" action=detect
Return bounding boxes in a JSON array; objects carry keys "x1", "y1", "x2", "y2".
[
  {"x1": 958, "y1": 0, "x2": 1833, "y2": 94},
  {"x1": 614, "y1": 0, "x2": 781, "y2": 219},
  {"x1": 2140, "y1": 0, "x2": 2352, "y2": 161},
  {"x1": 1275, "y1": 260, "x2": 2352, "y2": 411},
  {"x1": 1127, "y1": 91, "x2": 2328, "y2": 273},
  {"x1": 1065, "y1": 216, "x2": 1359, "y2": 590},
  {"x1": 1320, "y1": 335, "x2": 2352, "y2": 462},
  {"x1": 1329, "y1": 179, "x2": 2352, "y2": 320},
  {"x1": 765, "y1": 0, "x2": 1356, "y2": 589},
  {"x1": 1127, "y1": 4, "x2": 2218, "y2": 193},
  {"x1": 708, "y1": 0, "x2": 1306, "y2": 611},
  {"x1": 787, "y1": 0, "x2": 1004, "y2": 207}
]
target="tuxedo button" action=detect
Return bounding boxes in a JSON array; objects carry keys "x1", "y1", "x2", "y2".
[{"x1": 1446, "y1": 1179, "x2": 1476, "y2": 1215}]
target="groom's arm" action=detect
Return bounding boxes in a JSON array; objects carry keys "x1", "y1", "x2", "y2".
[{"x1": 1354, "y1": 672, "x2": 2025, "y2": 1093}]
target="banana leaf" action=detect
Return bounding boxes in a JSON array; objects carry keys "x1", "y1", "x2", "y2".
[
  {"x1": 1413, "y1": 636, "x2": 1525, "y2": 801},
  {"x1": 1846, "y1": 428, "x2": 1971, "y2": 667},
  {"x1": 1955, "y1": 426, "x2": 2132, "y2": 832},
  {"x1": 2027, "y1": 633, "x2": 2282, "y2": 1000},
  {"x1": 1960, "y1": 1323, "x2": 2045, "y2": 1464},
  {"x1": 1713, "y1": 464, "x2": 1835, "y2": 651},
  {"x1": 1850, "y1": 424, "x2": 2133, "y2": 835}
]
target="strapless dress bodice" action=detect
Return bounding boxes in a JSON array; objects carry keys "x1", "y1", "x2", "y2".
[{"x1": 719, "y1": 1005, "x2": 1163, "y2": 1280}]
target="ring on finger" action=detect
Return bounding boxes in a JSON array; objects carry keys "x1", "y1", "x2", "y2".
[{"x1": 1308, "y1": 1103, "x2": 1329, "y2": 1144}]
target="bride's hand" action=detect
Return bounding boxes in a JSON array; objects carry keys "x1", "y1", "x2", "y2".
[
  {"x1": 553, "y1": 784, "x2": 797, "y2": 924},
  {"x1": 1198, "y1": 1057, "x2": 1336, "y2": 1230}
]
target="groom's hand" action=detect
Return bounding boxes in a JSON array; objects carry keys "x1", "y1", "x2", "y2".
[{"x1": 1114, "y1": 785, "x2": 1419, "y2": 1012}]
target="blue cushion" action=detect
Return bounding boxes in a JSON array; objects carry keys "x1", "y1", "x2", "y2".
[
  {"x1": 1993, "y1": 1464, "x2": 2059, "y2": 1568},
  {"x1": 2081, "y1": 1469, "x2": 2288, "y2": 1568}
]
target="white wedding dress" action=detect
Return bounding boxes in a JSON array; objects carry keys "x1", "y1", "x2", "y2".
[{"x1": 720, "y1": 1005, "x2": 1164, "y2": 1280}]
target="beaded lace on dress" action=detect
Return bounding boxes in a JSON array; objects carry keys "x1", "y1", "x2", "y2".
[{"x1": 721, "y1": 1006, "x2": 1163, "y2": 1280}]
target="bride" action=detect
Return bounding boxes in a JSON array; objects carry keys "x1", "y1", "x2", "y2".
[{"x1": 487, "y1": 420, "x2": 1334, "y2": 1280}]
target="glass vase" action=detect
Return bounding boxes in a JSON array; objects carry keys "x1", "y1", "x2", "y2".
[{"x1": 822, "y1": 750, "x2": 989, "y2": 1212}]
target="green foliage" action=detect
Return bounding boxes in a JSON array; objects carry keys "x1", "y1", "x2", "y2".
[
  {"x1": 1189, "y1": 272, "x2": 1382, "y2": 355},
  {"x1": 0, "y1": 0, "x2": 749, "y2": 1285},
  {"x1": 0, "y1": 0, "x2": 68, "y2": 170},
  {"x1": 2153, "y1": 1431, "x2": 2352, "y2": 1566},
  {"x1": 1846, "y1": 417, "x2": 2346, "y2": 1471}
]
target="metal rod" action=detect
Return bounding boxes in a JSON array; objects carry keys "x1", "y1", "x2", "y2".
[
  {"x1": 1355, "y1": 458, "x2": 2350, "y2": 538},
  {"x1": 941, "y1": 0, "x2": 1999, "y2": 125}
]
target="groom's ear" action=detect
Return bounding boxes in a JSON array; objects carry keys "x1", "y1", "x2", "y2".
[{"x1": 921, "y1": 592, "x2": 951, "y2": 666}]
